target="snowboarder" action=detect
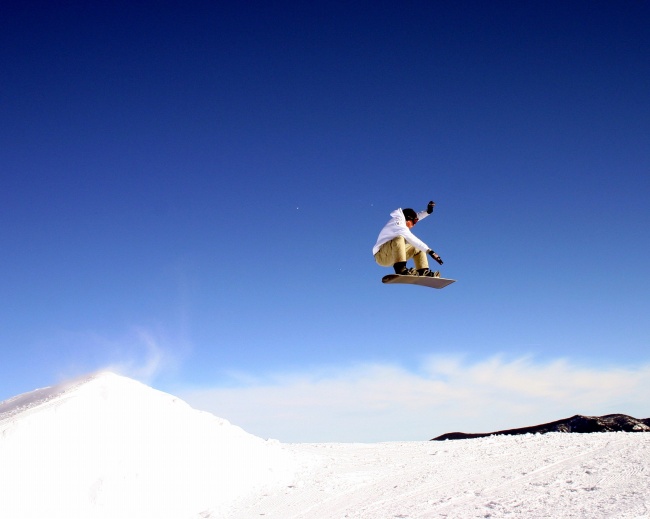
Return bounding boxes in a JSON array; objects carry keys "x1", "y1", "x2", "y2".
[{"x1": 373, "y1": 201, "x2": 444, "y2": 277}]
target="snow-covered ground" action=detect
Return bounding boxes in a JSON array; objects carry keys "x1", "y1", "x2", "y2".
[
  {"x1": 1, "y1": 373, "x2": 649, "y2": 519},
  {"x1": 229, "y1": 433, "x2": 650, "y2": 518}
]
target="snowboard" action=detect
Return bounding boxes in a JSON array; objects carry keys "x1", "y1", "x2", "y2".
[{"x1": 382, "y1": 274, "x2": 456, "y2": 289}]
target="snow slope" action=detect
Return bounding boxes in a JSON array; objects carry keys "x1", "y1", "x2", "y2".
[
  {"x1": 228, "y1": 433, "x2": 650, "y2": 518},
  {"x1": 0, "y1": 372, "x2": 306, "y2": 519},
  {"x1": 1, "y1": 373, "x2": 649, "y2": 518}
]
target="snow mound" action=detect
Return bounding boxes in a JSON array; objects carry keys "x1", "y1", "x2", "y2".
[{"x1": 0, "y1": 372, "x2": 303, "y2": 519}]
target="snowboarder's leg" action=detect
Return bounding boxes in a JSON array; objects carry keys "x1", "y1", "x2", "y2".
[
  {"x1": 374, "y1": 237, "x2": 417, "y2": 275},
  {"x1": 374, "y1": 236, "x2": 407, "y2": 267},
  {"x1": 409, "y1": 246, "x2": 440, "y2": 277},
  {"x1": 411, "y1": 250, "x2": 441, "y2": 277},
  {"x1": 411, "y1": 248, "x2": 430, "y2": 271}
]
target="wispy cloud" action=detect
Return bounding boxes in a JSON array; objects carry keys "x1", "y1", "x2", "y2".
[
  {"x1": 57, "y1": 265, "x2": 196, "y2": 384},
  {"x1": 102, "y1": 327, "x2": 168, "y2": 383},
  {"x1": 179, "y1": 355, "x2": 650, "y2": 443},
  {"x1": 52, "y1": 326, "x2": 186, "y2": 386}
]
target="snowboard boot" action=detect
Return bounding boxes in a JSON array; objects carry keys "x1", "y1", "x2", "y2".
[
  {"x1": 418, "y1": 268, "x2": 440, "y2": 278},
  {"x1": 393, "y1": 262, "x2": 417, "y2": 276}
]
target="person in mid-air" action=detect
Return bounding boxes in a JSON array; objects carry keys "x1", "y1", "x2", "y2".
[{"x1": 373, "y1": 201, "x2": 444, "y2": 277}]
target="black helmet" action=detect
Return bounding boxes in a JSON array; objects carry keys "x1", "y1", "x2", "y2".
[{"x1": 402, "y1": 208, "x2": 418, "y2": 222}]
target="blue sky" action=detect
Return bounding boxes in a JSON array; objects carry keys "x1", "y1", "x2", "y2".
[{"x1": 2, "y1": 1, "x2": 649, "y2": 441}]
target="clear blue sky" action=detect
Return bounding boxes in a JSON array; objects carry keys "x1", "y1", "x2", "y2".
[{"x1": 2, "y1": 1, "x2": 649, "y2": 441}]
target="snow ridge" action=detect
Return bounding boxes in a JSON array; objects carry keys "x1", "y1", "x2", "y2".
[
  {"x1": 0, "y1": 372, "x2": 305, "y2": 519},
  {"x1": 3, "y1": 374, "x2": 650, "y2": 518},
  {"x1": 0, "y1": 373, "x2": 97, "y2": 420}
]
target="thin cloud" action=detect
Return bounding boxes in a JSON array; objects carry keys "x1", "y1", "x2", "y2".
[
  {"x1": 179, "y1": 355, "x2": 650, "y2": 443},
  {"x1": 104, "y1": 327, "x2": 167, "y2": 383},
  {"x1": 52, "y1": 326, "x2": 183, "y2": 386}
]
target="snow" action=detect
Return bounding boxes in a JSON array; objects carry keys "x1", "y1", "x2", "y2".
[
  {"x1": 0, "y1": 373, "x2": 303, "y2": 519},
  {"x1": 1, "y1": 373, "x2": 649, "y2": 518},
  {"x1": 232, "y1": 435, "x2": 650, "y2": 518}
]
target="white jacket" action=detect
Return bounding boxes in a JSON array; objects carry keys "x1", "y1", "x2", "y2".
[{"x1": 372, "y1": 208, "x2": 431, "y2": 256}]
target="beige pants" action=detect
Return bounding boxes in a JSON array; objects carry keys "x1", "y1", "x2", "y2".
[{"x1": 374, "y1": 237, "x2": 429, "y2": 270}]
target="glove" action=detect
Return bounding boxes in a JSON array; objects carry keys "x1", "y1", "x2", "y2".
[
  {"x1": 427, "y1": 201, "x2": 435, "y2": 214},
  {"x1": 427, "y1": 249, "x2": 443, "y2": 265}
]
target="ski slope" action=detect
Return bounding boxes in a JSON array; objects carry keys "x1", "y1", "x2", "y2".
[{"x1": 1, "y1": 373, "x2": 649, "y2": 518}]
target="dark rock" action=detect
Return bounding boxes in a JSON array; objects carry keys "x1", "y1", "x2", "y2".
[{"x1": 431, "y1": 414, "x2": 650, "y2": 441}]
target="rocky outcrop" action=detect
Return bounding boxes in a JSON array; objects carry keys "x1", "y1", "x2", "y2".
[{"x1": 431, "y1": 414, "x2": 650, "y2": 441}]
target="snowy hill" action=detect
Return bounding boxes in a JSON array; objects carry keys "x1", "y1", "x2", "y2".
[
  {"x1": 0, "y1": 372, "x2": 303, "y2": 519},
  {"x1": 2, "y1": 373, "x2": 650, "y2": 518}
]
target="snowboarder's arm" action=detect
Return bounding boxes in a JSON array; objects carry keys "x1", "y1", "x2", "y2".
[
  {"x1": 399, "y1": 228, "x2": 431, "y2": 253},
  {"x1": 416, "y1": 201, "x2": 435, "y2": 221},
  {"x1": 428, "y1": 249, "x2": 443, "y2": 265}
]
